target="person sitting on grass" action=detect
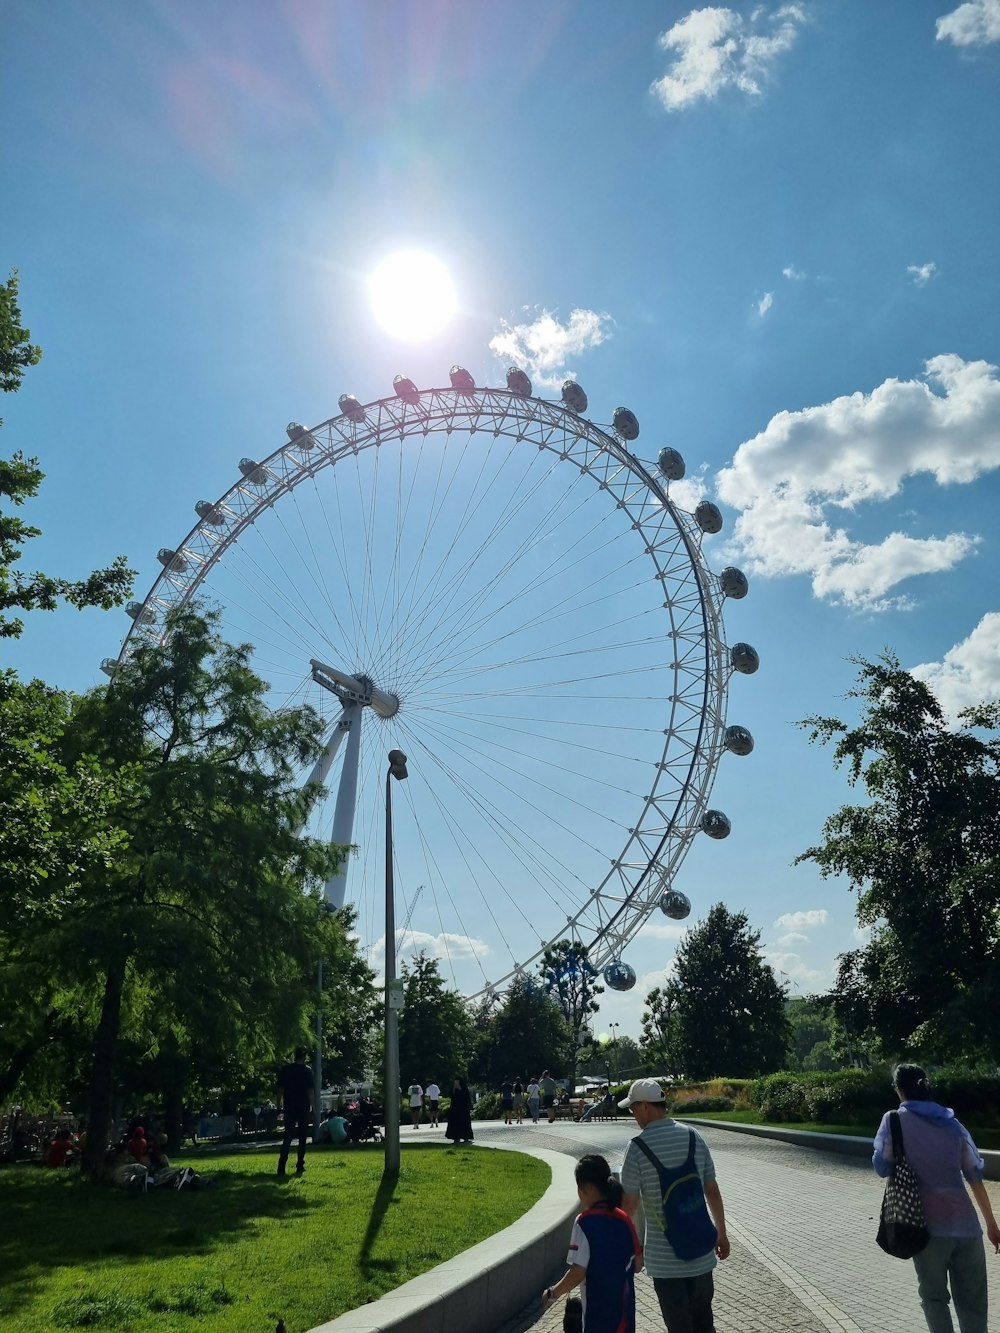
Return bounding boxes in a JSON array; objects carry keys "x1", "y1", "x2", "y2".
[
  {"x1": 125, "y1": 1127, "x2": 150, "y2": 1166},
  {"x1": 45, "y1": 1128, "x2": 77, "y2": 1168}
]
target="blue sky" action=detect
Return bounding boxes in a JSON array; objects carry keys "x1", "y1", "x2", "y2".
[{"x1": 3, "y1": 0, "x2": 1000, "y2": 1040}]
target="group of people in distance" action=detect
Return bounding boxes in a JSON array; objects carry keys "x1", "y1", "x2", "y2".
[
  {"x1": 406, "y1": 1077, "x2": 474, "y2": 1142},
  {"x1": 542, "y1": 1069, "x2": 999, "y2": 1333}
]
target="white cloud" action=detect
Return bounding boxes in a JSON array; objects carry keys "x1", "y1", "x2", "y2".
[
  {"x1": 767, "y1": 951, "x2": 831, "y2": 990},
  {"x1": 936, "y1": 0, "x2": 1000, "y2": 46},
  {"x1": 908, "y1": 261, "x2": 938, "y2": 286},
  {"x1": 642, "y1": 921, "x2": 690, "y2": 941},
  {"x1": 757, "y1": 291, "x2": 774, "y2": 317},
  {"x1": 369, "y1": 929, "x2": 490, "y2": 967},
  {"x1": 776, "y1": 931, "x2": 808, "y2": 946},
  {"x1": 910, "y1": 613, "x2": 1000, "y2": 718},
  {"x1": 774, "y1": 909, "x2": 829, "y2": 930},
  {"x1": 716, "y1": 354, "x2": 1000, "y2": 608},
  {"x1": 651, "y1": 5, "x2": 807, "y2": 112},
  {"x1": 489, "y1": 307, "x2": 611, "y2": 389},
  {"x1": 782, "y1": 265, "x2": 805, "y2": 280}
]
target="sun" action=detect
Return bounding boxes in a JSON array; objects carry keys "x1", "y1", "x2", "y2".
[{"x1": 368, "y1": 251, "x2": 458, "y2": 342}]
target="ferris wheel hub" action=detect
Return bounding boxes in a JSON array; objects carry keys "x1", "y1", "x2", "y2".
[{"x1": 309, "y1": 659, "x2": 401, "y2": 719}]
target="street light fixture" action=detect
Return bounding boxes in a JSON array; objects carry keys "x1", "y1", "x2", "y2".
[
  {"x1": 383, "y1": 749, "x2": 408, "y2": 1180},
  {"x1": 609, "y1": 1022, "x2": 621, "y2": 1081}
]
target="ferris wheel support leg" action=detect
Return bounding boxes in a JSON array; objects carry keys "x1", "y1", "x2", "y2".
[
  {"x1": 297, "y1": 714, "x2": 350, "y2": 832},
  {"x1": 324, "y1": 703, "x2": 363, "y2": 908}
]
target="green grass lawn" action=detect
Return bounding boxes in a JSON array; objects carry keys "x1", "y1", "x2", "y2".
[
  {"x1": 0, "y1": 1143, "x2": 549, "y2": 1332},
  {"x1": 677, "y1": 1108, "x2": 1000, "y2": 1150}
]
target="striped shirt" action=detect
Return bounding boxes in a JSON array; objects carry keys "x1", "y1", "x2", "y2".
[{"x1": 620, "y1": 1117, "x2": 717, "y2": 1279}]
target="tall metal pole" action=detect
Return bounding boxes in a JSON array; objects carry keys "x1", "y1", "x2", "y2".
[
  {"x1": 314, "y1": 957, "x2": 323, "y2": 1134},
  {"x1": 383, "y1": 759, "x2": 402, "y2": 1179}
]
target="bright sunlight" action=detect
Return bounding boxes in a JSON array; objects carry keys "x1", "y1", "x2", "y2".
[{"x1": 368, "y1": 251, "x2": 458, "y2": 342}]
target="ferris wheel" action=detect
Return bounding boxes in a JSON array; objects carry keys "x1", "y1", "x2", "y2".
[{"x1": 108, "y1": 366, "x2": 759, "y2": 1000}]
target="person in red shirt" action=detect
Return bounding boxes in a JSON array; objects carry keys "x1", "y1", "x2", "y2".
[
  {"x1": 126, "y1": 1128, "x2": 150, "y2": 1164},
  {"x1": 46, "y1": 1128, "x2": 76, "y2": 1167}
]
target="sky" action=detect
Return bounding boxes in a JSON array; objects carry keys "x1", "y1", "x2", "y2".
[{"x1": 3, "y1": 0, "x2": 1000, "y2": 1045}]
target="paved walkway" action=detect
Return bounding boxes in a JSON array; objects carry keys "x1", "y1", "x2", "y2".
[{"x1": 416, "y1": 1119, "x2": 1000, "y2": 1333}]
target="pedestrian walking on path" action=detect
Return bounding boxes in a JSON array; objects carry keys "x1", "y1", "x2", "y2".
[
  {"x1": 445, "y1": 1076, "x2": 474, "y2": 1143},
  {"x1": 619, "y1": 1078, "x2": 729, "y2": 1333},
  {"x1": 542, "y1": 1153, "x2": 642, "y2": 1332},
  {"x1": 527, "y1": 1078, "x2": 541, "y2": 1124},
  {"x1": 425, "y1": 1080, "x2": 440, "y2": 1127},
  {"x1": 407, "y1": 1082, "x2": 423, "y2": 1128},
  {"x1": 874, "y1": 1063, "x2": 1000, "y2": 1333}
]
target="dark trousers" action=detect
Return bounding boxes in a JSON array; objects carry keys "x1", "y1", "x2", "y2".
[
  {"x1": 278, "y1": 1109, "x2": 310, "y2": 1171},
  {"x1": 653, "y1": 1271, "x2": 715, "y2": 1333}
]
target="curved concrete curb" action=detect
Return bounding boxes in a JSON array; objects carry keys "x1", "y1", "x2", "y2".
[
  {"x1": 677, "y1": 1117, "x2": 1000, "y2": 1180},
  {"x1": 308, "y1": 1144, "x2": 577, "y2": 1333}
]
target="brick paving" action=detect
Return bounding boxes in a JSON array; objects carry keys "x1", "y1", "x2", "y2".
[{"x1": 459, "y1": 1119, "x2": 1000, "y2": 1333}]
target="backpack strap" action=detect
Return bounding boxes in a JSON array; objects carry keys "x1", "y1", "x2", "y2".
[
  {"x1": 888, "y1": 1109, "x2": 906, "y2": 1162},
  {"x1": 632, "y1": 1135, "x2": 663, "y2": 1172}
]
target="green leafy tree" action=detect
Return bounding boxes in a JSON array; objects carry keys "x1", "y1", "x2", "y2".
[
  {"x1": 397, "y1": 951, "x2": 473, "y2": 1089},
  {"x1": 785, "y1": 997, "x2": 835, "y2": 1070},
  {"x1": 798, "y1": 653, "x2": 1000, "y2": 1063},
  {"x1": 539, "y1": 939, "x2": 603, "y2": 1068},
  {"x1": 63, "y1": 606, "x2": 345, "y2": 1171},
  {"x1": 672, "y1": 904, "x2": 788, "y2": 1079},
  {"x1": 0, "y1": 271, "x2": 132, "y2": 636},
  {"x1": 640, "y1": 983, "x2": 682, "y2": 1076},
  {"x1": 475, "y1": 974, "x2": 571, "y2": 1085}
]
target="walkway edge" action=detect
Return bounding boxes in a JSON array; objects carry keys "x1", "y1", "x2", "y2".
[
  {"x1": 676, "y1": 1117, "x2": 1000, "y2": 1180},
  {"x1": 308, "y1": 1145, "x2": 577, "y2": 1333}
]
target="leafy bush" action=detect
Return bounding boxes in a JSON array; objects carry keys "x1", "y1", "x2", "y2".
[
  {"x1": 670, "y1": 1094, "x2": 734, "y2": 1113},
  {"x1": 472, "y1": 1092, "x2": 502, "y2": 1120},
  {"x1": 753, "y1": 1074, "x2": 807, "y2": 1121},
  {"x1": 927, "y1": 1070, "x2": 1000, "y2": 1126}
]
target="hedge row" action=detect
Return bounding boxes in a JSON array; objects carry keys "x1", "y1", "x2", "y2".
[{"x1": 751, "y1": 1068, "x2": 1000, "y2": 1126}]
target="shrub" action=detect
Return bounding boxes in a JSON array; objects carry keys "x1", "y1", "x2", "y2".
[
  {"x1": 670, "y1": 1094, "x2": 734, "y2": 1113},
  {"x1": 925, "y1": 1070, "x2": 1000, "y2": 1127},
  {"x1": 472, "y1": 1092, "x2": 502, "y2": 1120},
  {"x1": 753, "y1": 1074, "x2": 807, "y2": 1122}
]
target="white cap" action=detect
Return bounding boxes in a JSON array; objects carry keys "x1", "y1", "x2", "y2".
[{"x1": 618, "y1": 1078, "x2": 667, "y2": 1109}]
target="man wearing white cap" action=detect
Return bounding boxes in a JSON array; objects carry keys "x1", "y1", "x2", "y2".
[{"x1": 619, "y1": 1078, "x2": 730, "y2": 1332}]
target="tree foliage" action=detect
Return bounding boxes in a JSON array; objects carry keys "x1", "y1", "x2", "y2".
[
  {"x1": 539, "y1": 939, "x2": 603, "y2": 1069},
  {"x1": 396, "y1": 951, "x2": 473, "y2": 1088},
  {"x1": 471, "y1": 974, "x2": 571, "y2": 1085},
  {"x1": 0, "y1": 270, "x2": 132, "y2": 637},
  {"x1": 798, "y1": 653, "x2": 1000, "y2": 1063},
  {"x1": 640, "y1": 984, "x2": 682, "y2": 1076},
  {"x1": 670, "y1": 904, "x2": 788, "y2": 1079}
]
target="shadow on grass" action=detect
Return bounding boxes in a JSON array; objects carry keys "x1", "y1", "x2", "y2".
[
  {"x1": 359, "y1": 1174, "x2": 402, "y2": 1279},
  {"x1": 0, "y1": 1162, "x2": 314, "y2": 1321}
]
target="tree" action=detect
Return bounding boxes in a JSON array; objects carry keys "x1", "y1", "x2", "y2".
[
  {"x1": 798, "y1": 653, "x2": 1000, "y2": 1063},
  {"x1": 396, "y1": 951, "x2": 473, "y2": 1088},
  {"x1": 62, "y1": 606, "x2": 346, "y2": 1171},
  {"x1": 473, "y1": 974, "x2": 571, "y2": 1085},
  {"x1": 1, "y1": 271, "x2": 132, "y2": 636},
  {"x1": 671, "y1": 904, "x2": 788, "y2": 1079},
  {"x1": 640, "y1": 984, "x2": 682, "y2": 1076},
  {"x1": 785, "y1": 997, "x2": 835, "y2": 1070},
  {"x1": 539, "y1": 939, "x2": 603, "y2": 1068}
]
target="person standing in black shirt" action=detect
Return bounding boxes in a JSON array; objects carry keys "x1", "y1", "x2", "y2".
[{"x1": 276, "y1": 1046, "x2": 314, "y2": 1177}]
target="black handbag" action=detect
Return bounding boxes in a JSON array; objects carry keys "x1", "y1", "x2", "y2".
[{"x1": 876, "y1": 1110, "x2": 930, "y2": 1259}]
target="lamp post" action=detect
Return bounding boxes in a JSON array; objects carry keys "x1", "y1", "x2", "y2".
[
  {"x1": 383, "y1": 748, "x2": 408, "y2": 1179},
  {"x1": 608, "y1": 1022, "x2": 621, "y2": 1081}
]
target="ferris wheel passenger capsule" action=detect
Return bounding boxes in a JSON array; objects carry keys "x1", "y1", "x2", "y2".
[
  {"x1": 659, "y1": 888, "x2": 691, "y2": 920},
  {"x1": 286, "y1": 422, "x2": 315, "y2": 448},
  {"x1": 195, "y1": 500, "x2": 225, "y2": 525},
  {"x1": 730, "y1": 642, "x2": 760, "y2": 675},
  {"x1": 506, "y1": 366, "x2": 532, "y2": 397},
  {"x1": 239, "y1": 458, "x2": 269, "y2": 487},
  {"x1": 695, "y1": 501, "x2": 723, "y2": 534},
  {"x1": 125, "y1": 601, "x2": 154, "y2": 624},
  {"x1": 562, "y1": 380, "x2": 588, "y2": 414},
  {"x1": 700, "y1": 809, "x2": 731, "y2": 839},
  {"x1": 613, "y1": 407, "x2": 640, "y2": 441},
  {"x1": 100, "y1": 658, "x2": 118, "y2": 678},
  {"x1": 450, "y1": 365, "x2": 476, "y2": 392},
  {"x1": 719, "y1": 566, "x2": 749, "y2": 599},
  {"x1": 338, "y1": 394, "x2": 366, "y2": 423},
  {"x1": 603, "y1": 960, "x2": 637, "y2": 991},
  {"x1": 393, "y1": 375, "x2": 420, "y2": 403},
  {"x1": 657, "y1": 448, "x2": 686, "y2": 481},
  {"x1": 157, "y1": 548, "x2": 187, "y2": 573},
  {"x1": 724, "y1": 724, "x2": 754, "y2": 756}
]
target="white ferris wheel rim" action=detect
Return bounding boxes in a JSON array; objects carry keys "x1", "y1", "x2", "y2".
[{"x1": 114, "y1": 375, "x2": 740, "y2": 999}]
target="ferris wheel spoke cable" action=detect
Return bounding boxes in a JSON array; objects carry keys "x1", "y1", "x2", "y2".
[
  {"x1": 278, "y1": 484, "x2": 358, "y2": 656},
  {"x1": 307, "y1": 470, "x2": 366, "y2": 660},
  {"x1": 419, "y1": 706, "x2": 656, "y2": 770}
]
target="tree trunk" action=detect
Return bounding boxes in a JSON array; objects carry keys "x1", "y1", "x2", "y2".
[{"x1": 82, "y1": 953, "x2": 128, "y2": 1176}]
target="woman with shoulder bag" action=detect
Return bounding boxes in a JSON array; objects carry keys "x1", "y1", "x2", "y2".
[{"x1": 873, "y1": 1064, "x2": 999, "y2": 1333}]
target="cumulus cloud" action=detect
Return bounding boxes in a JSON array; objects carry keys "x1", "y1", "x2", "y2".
[
  {"x1": 369, "y1": 929, "x2": 490, "y2": 967},
  {"x1": 911, "y1": 613, "x2": 1000, "y2": 718},
  {"x1": 716, "y1": 354, "x2": 1000, "y2": 609},
  {"x1": 908, "y1": 261, "x2": 938, "y2": 286},
  {"x1": 936, "y1": 0, "x2": 1000, "y2": 46},
  {"x1": 767, "y1": 951, "x2": 831, "y2": 990},
  {"x1": 642, "y1": 921, "x2": 690, "y2": 941},
  {"x1": 774, "y1": 909, "x2": 829, "y2": 930},
  {"x1": 489, "y1": 307, "x2": 611, "y2": 389},
  {"x1": 757, "y1": 291, "x2": 774, "y2": 317},
  {"x1": 651, "y1": 4, "x2": 807, "y2": 112},
  {"x1": 783, "y1": 265, "x2": 805, "y2": 280},
  {"x1": 777, "y1": 931, "x2": 809, "y2": 946}
]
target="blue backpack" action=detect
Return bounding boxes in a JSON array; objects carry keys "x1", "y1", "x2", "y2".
[{"x1": 632, "y1": 1130, "x2": 718, "y2": 1261}]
